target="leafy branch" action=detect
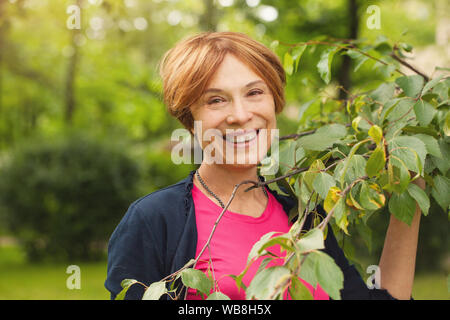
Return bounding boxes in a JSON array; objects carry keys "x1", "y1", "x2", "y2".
[{"x1": 116, "y1": 36, "x2": 449, "y2": 301}]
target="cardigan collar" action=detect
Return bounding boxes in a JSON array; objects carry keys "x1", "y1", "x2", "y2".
[{"x1": 182, "y1": 169, "x2": 297, "y2": 218}]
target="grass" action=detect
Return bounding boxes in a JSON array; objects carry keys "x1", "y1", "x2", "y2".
[
  {"x1": 0, "y1": 244, "x2": 448, "y2": 300},
  {"x1": 0, "y1": 245, "x2": 110, "y2": 300},
  {"x1": 412, "y1": 272, "x2": 450, "y2": 300}
]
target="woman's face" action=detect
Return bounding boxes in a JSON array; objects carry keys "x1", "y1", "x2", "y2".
[{"x1": 190, "y1": 54, "x2": 277, "y2": 168}]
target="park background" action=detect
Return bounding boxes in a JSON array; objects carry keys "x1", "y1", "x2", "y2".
[{"x1": 0, "y1": 0, "x2": 448, "y2": 299}]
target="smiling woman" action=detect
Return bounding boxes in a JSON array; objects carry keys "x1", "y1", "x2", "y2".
[
  {"x1": 158, "y1": 32, "x2": 285, "y2": 132},
  {"x1": 190, "y1": 55, "x2": 277, "y2": 167},
  {"x1": 105, "y1": 32, "x2": 409, "y2": 301}
]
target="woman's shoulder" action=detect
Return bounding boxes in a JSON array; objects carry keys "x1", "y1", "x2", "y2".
[
  {"x1": 135, "y1": 178, "x2": 189, "y2": 210},
  {"x1": 121, "y1": 172, "x2": 194, "y2": 227}
]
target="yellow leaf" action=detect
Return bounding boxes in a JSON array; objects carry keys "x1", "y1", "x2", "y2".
[
  {"x1": 368, "y1": 125, "x2": 383, "y2": 145},
  {"x1": 324, "y1": 186, "x2": 342, "y2": 213}
]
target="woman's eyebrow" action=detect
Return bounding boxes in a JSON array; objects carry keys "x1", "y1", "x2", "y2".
[{"x1": 203, "y1": 80, "x2": 266, "y2": 94}]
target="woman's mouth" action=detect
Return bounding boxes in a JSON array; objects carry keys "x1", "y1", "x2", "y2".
[{"x1": 223, "y1": 129, "x2": 260, "y2": 147}]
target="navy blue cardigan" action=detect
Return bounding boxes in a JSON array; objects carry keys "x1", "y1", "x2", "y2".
[{"x1": 105, "y1": 170, "x2": 395, "y2": 300}]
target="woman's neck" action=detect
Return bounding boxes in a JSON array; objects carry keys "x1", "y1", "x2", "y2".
[{"x1": 195, "y1": 163, "x2": 263, "y2": 204}]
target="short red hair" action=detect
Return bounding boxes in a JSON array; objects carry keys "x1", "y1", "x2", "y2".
[{"x1": 159, "y1": 32, "x2": 286, "y2": 130}]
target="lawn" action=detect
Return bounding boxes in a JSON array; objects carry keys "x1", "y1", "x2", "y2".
[
  {"x1": 0, "y1": 245, "x2": 110, "y2": 300},
  {"x1": 0, "y1": 245, "x2": 448, "y2": 300}
]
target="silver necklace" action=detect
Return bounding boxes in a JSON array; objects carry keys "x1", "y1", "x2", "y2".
[{"x1": 195, "y1": 170, "x2": 268, "y2": 209}]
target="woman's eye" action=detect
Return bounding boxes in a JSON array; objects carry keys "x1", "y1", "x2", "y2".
[
  {"x1": 207, "y1": 97, "x2": 224, "y2": 105},
  {"x1": 248, "y1": 89, "x2": 263, "y2": 96}
]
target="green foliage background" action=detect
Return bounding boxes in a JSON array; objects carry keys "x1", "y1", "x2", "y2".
[{"x1": 0, "y1": 0, "x2": 448, "y2": 299}]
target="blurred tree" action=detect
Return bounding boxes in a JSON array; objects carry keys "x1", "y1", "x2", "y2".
[
  {"x1": 0, "y1": 131, "x2": 141, "y2": 262},
  {"x1": 336, "y1": 0, "x2": 359, "y2": 99},
  {"x1": 200, "y1": 0, "x2": 218, "y2": 31},
  {"x1": 64, "y1": 0, "x2": 82, "y2": 124}
]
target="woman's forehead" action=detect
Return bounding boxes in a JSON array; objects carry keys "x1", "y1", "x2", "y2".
[{"x1": 205, "y1": 54, "x2": 267, "y2": 91}]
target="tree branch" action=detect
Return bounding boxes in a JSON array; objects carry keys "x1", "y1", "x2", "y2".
[
  {"x1": 317, "y1": 175, "x2": 368, "y2": 230},
  {"x1": 181, "y1": 179, "x2": 259, "y2": 299},
  {"x1": 390, "y1": 49, "x2": 429, "y2": 82},
  {"x1": 279, "y1": 123, "x2": 351, "y2": 141}
]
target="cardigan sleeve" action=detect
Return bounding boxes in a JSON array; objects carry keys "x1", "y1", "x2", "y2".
[
  {"x1": 322, "y1": 223, "x2": 396, "y2": 300},
  {"x1": 104, "y1": 202, "x2": 165, "y2": 300}
]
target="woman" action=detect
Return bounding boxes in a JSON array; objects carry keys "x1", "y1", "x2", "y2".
[{"x1": 105, "y1": 32, "x2": 423, "y2": 300}]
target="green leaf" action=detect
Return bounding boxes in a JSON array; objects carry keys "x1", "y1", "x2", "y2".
[
  {"x1": 401, "y1": 125, "x2": 439, "y2": 138},
  {"x1": 400, "y1": 42, "x2": 413, "y2": 52},
  {"x1": 413, "y1": 100, "x2": 437, "y2": 126},
  {"x1": 302, "y1": 160, "x2": 325, "y2": 194},
  {"x1": 433, "y1": 82, "x2": 449, "y2": 101},
  {"x1": 380, "y1": 98, "x2": 400, "y2": 121},
  {"x1": 297, "y1": 99, "x2": 315, "y2": 122},
  {"x1": 115, "y1": 279, "x2": 138, "y2": 300},
  {"x1": 359, "y1": 181, "x2": 386, "y2": 211},
  {"x1": 296, "y1": 228, "x2": 324, "y2": 253},
  {"x1": 334, "y1": 155, "x2": 367, "y2": 187},
  {"x1": 407, "y1": 183, "x2": 429, "y2": 216},
  {"x1": 369, "y1": 82, "x2": 396, "y2": 104},
  {"x1": 421, "y1": 74, "x2": 444, "y2": 96},
  {"x1": 295, "y1": 146, "x2": 306, "y2": 165},
  {"x1": 395, "y1": 75, "x2": 425, "y2": 98},
  {"x1": 413, "y1": 134, "x2": 443, "y2": 159},
  {"x1": 445, "y1": 111, "x2": 450, "y2": 136},
  {"x1": 355, "y1": 221, "x2": 373, "y2": 253},
  {"x1": 312, "y1": 172, "x2": 336, "y2": 199},
  {"x1": 366, "y1": 146, "x2": 386, "y2": 177},
  {"x1": 284, "y1": 51, "x2": 294, "y2": 76},
  {"x1": 121, "y1": 279, "x2": 138, "y2": 288},
  {"x1": 388, "y1": 136, "x2": 427, "y2": 174},
  {"x1": 258, "y1": 233, "x2": 295, "y2": 254},
  {"x1": 333, "y1": 196, "x2": 350, "y2": 235},
  {"x1": 339, "y1": 141, "x2": 368, "y2": 187},
  {"x1": 289, "y1": 277, "x2": 313, "y2": 300},
  {"x1": 312, "y1": 251, "x2": 344, "y2": 300},
  {"x1": 317, "y1": 47, "x2": 339, "y2": 84},
  {"x1": 431, "y1": 175, "x2": 450, "y2": 211},
  {"x1": 385, "y1": 159, "x2": 411, "y2": 193},
  {"x1": 354, "y1": 55, "x2": 369, "y2": 72},
  {"x1": 385, "y1": 99, "x2": 415, "y2": 122},
  {"x1": 142, "y1": 281, "x2": 167, "y2": 300},
  {"x1": 206, "y1": 292, "x2": 231, "y2": 300},
  {"x1": 180, "y1": 268, "x2": 213, "y2": 295},
  {"x1": 344, "y1": 49, "x2": 369, "y2": 72},
  {"x1": 246, "y1": 266, "x2": 291, "y2": 300},
  {"x1": 431, "y1": 140, "x2": 450, "y2": 175},
  {"x1": 247, "y1": 231, "x2": 279, "y2": 264},
  {"x1": 298, "y1": 252, "x2": 318, "y2": 288},
  {"x1": 296, "y1": 124, "x2": 347, "y2": 151},
  {"x1": 388, "y1": 190, "x2": 417, "y2": 226},
  {"x1": 292, "y1": 45, "x2": 307, "y2": 72},
  {"x1": 278, "y1": 141, "x2": 296, "y2": 175}
]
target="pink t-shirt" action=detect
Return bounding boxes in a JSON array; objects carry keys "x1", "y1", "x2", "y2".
[{"x1": 186, "y1": 184, "x2": 329, "y2": 300}]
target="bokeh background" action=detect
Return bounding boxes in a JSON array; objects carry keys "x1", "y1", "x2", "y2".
[{"x1": 0, "y1": 0, "x2": 448, "y2": 299}]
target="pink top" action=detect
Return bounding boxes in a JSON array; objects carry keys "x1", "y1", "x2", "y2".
[{"x1": 186, "y1": 184, "x2": 329, "y2": 300}]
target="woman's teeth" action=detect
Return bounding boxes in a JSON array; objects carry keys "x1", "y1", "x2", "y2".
[{"x1": 224, "y1": 130, "x2": 258, "y2": 143}]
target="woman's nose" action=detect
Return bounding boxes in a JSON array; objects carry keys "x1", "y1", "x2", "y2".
[{"x1": 226, "y1": 98, "x2": 253, "y2": 125}]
